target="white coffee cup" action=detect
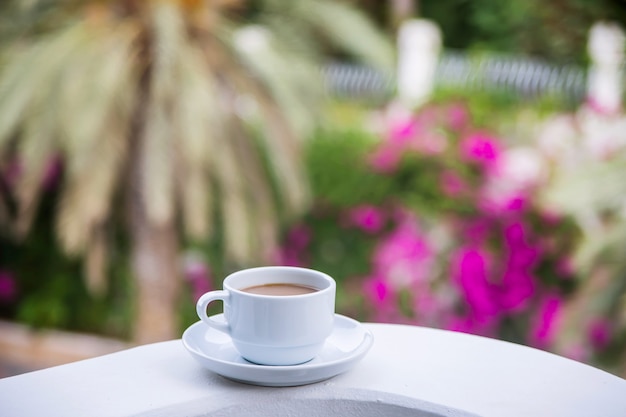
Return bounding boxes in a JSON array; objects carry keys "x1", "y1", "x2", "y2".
[{"x1": 196, "y1": 266, "x2": 336, "y2": 365}]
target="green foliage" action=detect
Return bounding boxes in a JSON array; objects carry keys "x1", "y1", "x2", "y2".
[
  {"x1": 420, "y1": 0, "x2": 626, "y2": 64},
  {"x1": 0, "y1": 190, "x2": 132, "y2": 338},
  {"x1": 432, "y1": 86, "x2": 573, "y2": 128},
  {"x1": 306, "y1": 129, "x2": 393, "y2": 207}
]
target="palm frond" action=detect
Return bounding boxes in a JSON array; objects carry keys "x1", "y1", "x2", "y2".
[
  {"x1": 85, "y1": 223, "x2": 108, "y2": 295},
  {"x1": 0, "y1": 21, "x2": 85, "y2": 148},
  {"x1": 0, "y1": 0, "x2": 392, "y2": 270},
  {"x1": 231, "y1": 120, "x2": 279, "y2": 261},
  {"x1": 543, "y1": 158, "x2": 626, "y2": 216},
  {"x1": 230, "y1": 25, "x2": 324, "y2": 137},
  {"x1": 55, "y1": 21, "x2": 136, "y2": 254},
  {"x1": 0, "y1": 0, "x2": 69, "y2": 46},
  {"x1": 214, "y1": 34, "x2": 310, "y2": 214},
  {"x1": 141, "y1": 1, "x2": 187, "y2": 226},
  {"x1": 543, "y1": 156, "x2": 626, "y2": 299},
  {"x1": 193, "y1": 25, "x2": 309, "y2": 259},
  {"x1": 172, "y1": 42, "x2": 221, "y2": 238},
  {"x1": 288, "y1": 0, "x2": 394, "y2": 72},
  {"x1": 575, "y1": 221, "x2": 626, "y2": 272}
]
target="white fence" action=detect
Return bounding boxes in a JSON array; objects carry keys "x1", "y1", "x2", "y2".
[{"x1": 323, "y1": 50, "x2": 597, "y2": 104}]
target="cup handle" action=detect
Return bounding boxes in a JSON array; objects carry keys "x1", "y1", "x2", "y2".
[{"x1": 196, "y1": 290, "x2": 230, "y2": 334}]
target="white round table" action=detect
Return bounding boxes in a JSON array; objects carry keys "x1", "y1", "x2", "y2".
[{"x1": 1, "y1": 323, "x2": 624, "y2": 417}]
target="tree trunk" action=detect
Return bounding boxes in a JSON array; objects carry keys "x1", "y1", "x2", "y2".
[
  {"x1": 130, "y1": 208, "x2": 180, "y2": 344},
  {"x1": 126, "y1": 73, "x2": 180, "y2": 344},
  {"x1": 389, "y1": 0, "x2": 417, "y2": 33}
]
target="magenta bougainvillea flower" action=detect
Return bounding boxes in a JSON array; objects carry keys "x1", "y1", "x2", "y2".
[
  {"x1": 446, "y1": 103, "x2": 469, "y2": 131},
  {"x1": 453, "y1": 247, "x2": 499, "y2": 321},
  {"x1": 0, "y1": 270, "x2": 17, "y2": 303},
  {"x1": 369, "y1": 113, "x2": 418, "y2": 173},
  {"x1": 440, "y1": 171, "x2": 466, "y2": 197},
  {"x1": 275, "y1": 223, "x2": 312, "y2": 267},
  {"x1": 530, "y1": 293, "x2": 562, "y2": 348},
  {"x1": 460, "y1": 132, "x2": 501, "y2": 169},
  {"x1": 451, "y1": 220, "x2": 539, "y2": 336},
  {"x1": 363, "y1": 275, "x2": 390, "y2": 304},
  {"x1": 357, "y1": 212, "x2": 440, "y2": 325},
  {"x1": 371, "y1": 216, "x2": 433, "y2": 289},
  {"x1": 500, "y1": 222, "x2": 538, "y2": 311},
  {"x1": 588, "y1": 318, "x2": 612, "y2": 350},
  {"x1": 362, "y1": 275, "x2": 403, "y2": 323},
  {"x1": 369, "y1": 103, "x2": 454, "y2": 173},
  {"x1": 346, "y1": 205, "x2": 385, "y2": 234},
  {"x1": 369, "y1": 146, "x2": 403, "y2": 173},
  {"x1": 183, "y1": 257, "x2": 213, "y2": 302}
]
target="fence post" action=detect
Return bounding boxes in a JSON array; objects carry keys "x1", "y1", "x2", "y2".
[
  {"x1": 397, "y1": 19, "x2": 442, "y2": 107},
  {"x1": 586, "y1": 22, "x2": 625, "y2": 114}
]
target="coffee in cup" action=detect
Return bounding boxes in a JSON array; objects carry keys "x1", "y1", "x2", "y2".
[
  {"x1": 241, "y1": 283, "x2": 318, "y2": 296},
  {"x1": 196, "y1": 266, "x2": 336, "y2": 366}
]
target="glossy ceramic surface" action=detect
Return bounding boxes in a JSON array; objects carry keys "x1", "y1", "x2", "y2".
[
  {"x1": 196, "y1": 266, "x2": 336, "y2": 365},
  {"x1": 182, "y1": 314, "x2": 374, "y2": 387}
]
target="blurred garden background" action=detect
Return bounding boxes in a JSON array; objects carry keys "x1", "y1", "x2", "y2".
[{"x1": 2, "y1": 0, "x2": 626, "y2": 378}]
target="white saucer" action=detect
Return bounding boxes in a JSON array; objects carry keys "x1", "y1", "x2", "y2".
[{"x1": 182, "y1": 314, "x2": 374, "y2": 387}]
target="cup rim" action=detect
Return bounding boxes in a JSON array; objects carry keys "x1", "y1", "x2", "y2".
[{"x1": 223, "y1": 266, "x2": 335, "y2": 298}]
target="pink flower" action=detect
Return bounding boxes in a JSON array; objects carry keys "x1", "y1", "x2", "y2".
[
  {"x1": 440, "y1": 171, "x2": 466, "y2": 197},
  {"x1": 388, "y1": 119, "x2": 419, "y2": 146},
  {"x1": 275, "y1": 224, "x2": 312, "y2": 266},
  {"x1": 446, "y1": 314, "x2": 498, "y2": 337},
  {"x1": 586, "y1": 96, "x2": 621, "y2": 116},
  {"x1": 563, "y1": 344, "x2": 591, "y2": 362},
  {"x1": 286, "y1": 224, "x2": 311, "y2": 250},
  {"x1": 346, "y1": 205, "x2": 385, "y2": 234},
  {"x1": 453, "y1": 223, "x2": 539, "y2": 324},
  {"x1": 460, "y1": 133, "x2": 501, "y2": 168},
  {"x1": 556, "y1": 257, "x2": 575, "y2": 277},
  {"x1": 363, "y1": 276, "x2": 390, "y2": 304},
  {"x1": 498, "y1": 222, "x2": 538, "y2": 312},
  {"x1": 362, "y1": 275, "x2": 404, "y2": 323},
  {"x1": 369, "y1": 146, "x2": 403, "y2": 173},
  {"x1": 0, "y1": 270, "x2": 17, "y2": 303},
  {"x1": 530, "y1": 294, "x2": 562, "y2": 348},
  {"x1": 504, "y1": 196, "x2": 526, "y2": 212},
  {"x1": 368, "y1": 111, "x2": 420, "y2": 173},
  {"x1": 412, "y1": 132, "x2": 447, "y2": 155},
  {"x1": 588, "y1": 319, "x2": 612, "y2": 350},
  {"x1": 446, "y1": 103, "x2": 469, "y2": 131},
  {"x1": 183, "y1": 257, "x2": 213, "y2": 302},
  {"x1": 504, "y1": 222, "x2": 538, "y2": 270},
  {"x1": 372, "y1": 219, "x2": 432, "y2": 288},
  {"x1": 184, "y1": 260, "x2": 210, "y2": 283},
  {"x1": 479, "y1": 185, "x2": 529, "y2": 215},
  {"x1": 499, "y1": 270, "x2": 535, "y2": 312},
  {"x1": 191, "y1": 275, "x2": 212, "y2": 302},
  {"x1": 447, "y1": 315, "x2": 475, "y2": 333},
  {"x1": 411, "y1": 284, "x2": 455, "y2": 326},
  {"x1": 453, "y1": 247, "x2": 499, "y2": 319},
  {"x1": 275, "y1": 248, "x2": 304, "y2": 267},
  {"x1": 462, "y1": 218, "x2": 492, "y2": 243}
]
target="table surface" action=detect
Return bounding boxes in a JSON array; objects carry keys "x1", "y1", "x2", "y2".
[{"x1": 1, "y1": 322, "x2": 625, "y2": 417}]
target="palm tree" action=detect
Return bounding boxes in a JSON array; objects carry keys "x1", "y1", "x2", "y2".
[
  {"x1": 543, "y1": 125, "x2": 626, "y2": 370},
  {"x1": 0, "y1": 0, "x2": 393, "y2": 343}
]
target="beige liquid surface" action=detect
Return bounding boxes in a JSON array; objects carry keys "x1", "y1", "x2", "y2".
[{"x1": 241, "y1": 283, "x2": 318, "y2": 296}]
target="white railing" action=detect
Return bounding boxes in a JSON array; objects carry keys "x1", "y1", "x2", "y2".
[
  {"x1": 436, "y1": 50, "x2": 587, "y2": 101},
  {"x1": 322, "y1": 51, "x2": 593, "y2": 104}
]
